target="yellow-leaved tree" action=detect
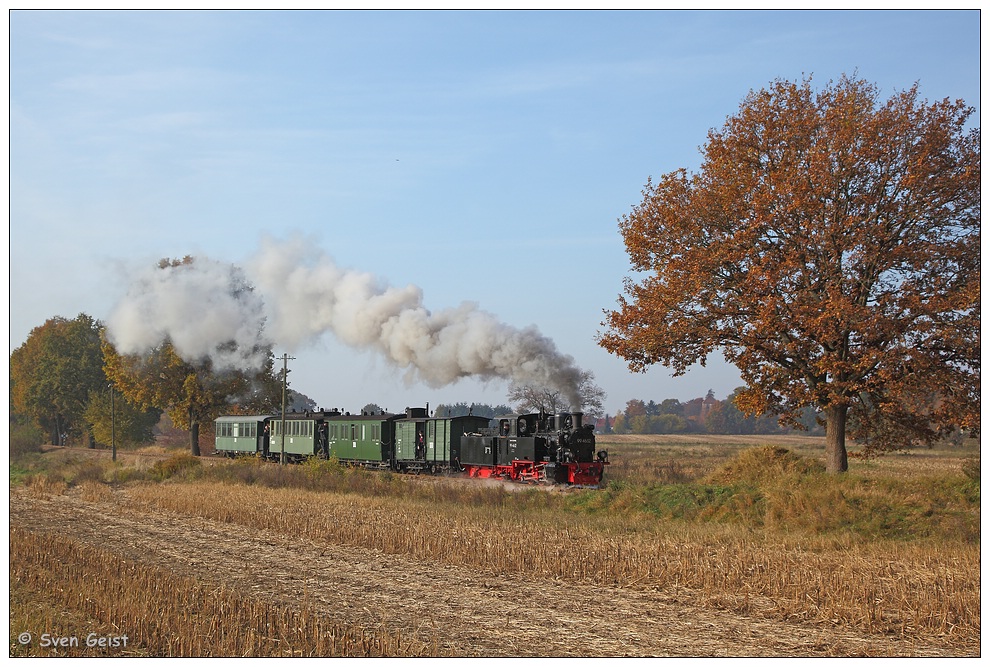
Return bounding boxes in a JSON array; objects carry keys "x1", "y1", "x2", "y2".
[{"x1": 102, "y1": 338, "x2": 282, "y2": 456}]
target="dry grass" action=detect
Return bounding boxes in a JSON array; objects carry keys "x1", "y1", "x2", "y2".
[
  {"x1": 8, "y1": 526, "x2": 441, "y2": 657},
  {"x1": 23, "y1": 475, "x2": 68, "y2": 498},
  {"x1": 78, "y1": 479, "x2": 114, "y2": 503},
  {"x1": 598, "y1": 433, "x2": 978, "y2": 484},
  {"x1": 119, "y1": 479, "x2": 979, "y2": 646}
]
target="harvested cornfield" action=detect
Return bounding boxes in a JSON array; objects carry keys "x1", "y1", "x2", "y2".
[
  {"x1": 8, "y1": 526, "x2": 440, "y2": 657},
  {"x1": 8, "y1": 439, "x2": 980, "y2": 657},
  {"x1": 8, "y1": 489, "x2": 978, "y2": 655}
]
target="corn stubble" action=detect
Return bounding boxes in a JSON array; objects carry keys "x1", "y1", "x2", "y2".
[
  {"x1": 121, "y1": 479, "x2": 978, "y2": 645},
  {"x1": 9, "y1": 442, "x2": 979, "y2": 656},
  {"x1": 9, "y1": 527, "x2": 439, "y2": 657}
]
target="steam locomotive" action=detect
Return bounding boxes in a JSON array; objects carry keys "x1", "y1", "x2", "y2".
[{"x1": 214, "y1": 407, "x2": 609, "y2": 486}]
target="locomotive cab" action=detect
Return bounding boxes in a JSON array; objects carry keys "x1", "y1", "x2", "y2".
[
  {"x1": 496, "y1": 415, "x2": 537, "y2": 437},
  {"x1": 494, "y1": 413, "x2": 547, "y2": 466}
]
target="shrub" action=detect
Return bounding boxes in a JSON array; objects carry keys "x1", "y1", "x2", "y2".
[
  {"x1": 961, "y1": 458, "x2": 980, "y2": 483},
  {"x1": 150, "y1": 453, "x2": 201, "y2": 481},
  {"x1": 69, "y1": 459, "x2": 108, "y2": 486},
  {"x1": 302, "y1": 455, "x2": 345, "y2": 482},
  {"x1": 9, "y1": 420, "x2": 45, "y2": 457},
  {"x1": 706, "y1": 445, "x2": 825, "y2": 486}
]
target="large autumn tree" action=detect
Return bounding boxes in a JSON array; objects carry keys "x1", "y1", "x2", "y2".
[
  {"x1": 101, "y1": 256, "x2": 283, "y2": 455},
  {"x1": 103, "y1": 339, "x2": 282, "y2": 456},
  {"x1": 598, "y1": 75, "x2": 980, "y2": 473}
]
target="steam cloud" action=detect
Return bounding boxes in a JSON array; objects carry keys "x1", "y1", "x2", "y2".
[
  {"x1": 107, "y1": 258, "x2": 270, "y2": 371},
  {"x1": 106, "y1": 236, "x2": 585, "y2": 406}
]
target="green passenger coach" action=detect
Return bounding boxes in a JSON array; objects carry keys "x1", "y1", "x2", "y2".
[
  {"x1": 269, "y1": 411, "x2": 328, "y2": 461},
  {"x1": 214, "y1": 415, "x2": 269, "y2": 457},
  {"x1": 394, "y1": 409, "x2": 490, "y2": 472},
  {"x1": 326, "y1": 411, "x2": 394, "y2": 467}
]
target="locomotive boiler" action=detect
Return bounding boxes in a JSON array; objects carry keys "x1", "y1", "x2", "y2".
[{"x1": 459, "y1": 410, "x2": 607, "y2": 485}]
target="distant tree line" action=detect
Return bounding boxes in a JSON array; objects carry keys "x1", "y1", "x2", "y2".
[
  {"x1": 606, "y1": 389, "x2": 823, "y2": 436},
  {"x1": 431, "y1": 402, "x2": 515, "y2": 419}
]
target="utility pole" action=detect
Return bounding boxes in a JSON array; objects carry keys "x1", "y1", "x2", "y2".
[
  {"x1": 110, "y1": 384, "x2": 116, "y2": 462},
  {"x1": 279, "y1": 353, "x2": 295, "y2": 465}
]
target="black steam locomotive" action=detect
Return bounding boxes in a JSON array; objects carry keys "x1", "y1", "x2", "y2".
[{"x1": 214, "y1": 407, "x2": 608, "y2": 486}]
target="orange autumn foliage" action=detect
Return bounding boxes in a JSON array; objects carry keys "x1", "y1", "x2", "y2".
[{"x1": 598, "y1": 75, "x2": 980, "y2": 472}]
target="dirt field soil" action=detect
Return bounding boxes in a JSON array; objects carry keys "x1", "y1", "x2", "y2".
[{"x1": 9, "y1": 485, "x2": 963, "y2": 658}]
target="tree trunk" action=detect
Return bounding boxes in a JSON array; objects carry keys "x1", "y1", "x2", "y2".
[
  {"x1": 825, "y1": 404, "x2": 849, "y2": 473},
  {"x1": 51, "y1": 415, "x2": 63, "y2": 446},
  {"x1": 189, "y1": 407, "x2": 201, "y2": 457}
]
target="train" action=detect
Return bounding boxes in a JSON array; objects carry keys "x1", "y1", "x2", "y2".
[{"x1": 214, "y1": 406, "x2": 609, "y2": 486}]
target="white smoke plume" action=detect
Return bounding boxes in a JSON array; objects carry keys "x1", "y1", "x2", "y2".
[
  {"x1": 106, "y1": 257, "x2": 271, "y2": 371},
  {"x1": 106, "y1": 235, "x2": 585, "y2": 406}
]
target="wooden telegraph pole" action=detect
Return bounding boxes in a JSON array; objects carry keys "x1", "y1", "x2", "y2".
[{"x1": 279, "y1": 353, "x2": 295, "y2": 465}]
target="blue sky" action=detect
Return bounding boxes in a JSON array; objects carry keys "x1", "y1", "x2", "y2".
[{"x1": 8, "y1": 9, "x2": 982, "y2": 416}]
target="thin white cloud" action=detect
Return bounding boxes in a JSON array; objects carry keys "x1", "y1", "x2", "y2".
[
  {"x1": 39, "y1": 30, "x2": 116, "y2": 51},
  {"x1": 55, "y1": 67, "x2": 238, "y2": 95}
]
